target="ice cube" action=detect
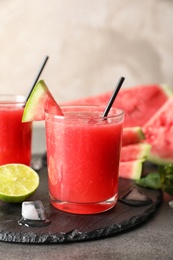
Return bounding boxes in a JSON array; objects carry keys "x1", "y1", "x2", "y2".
[
  {"x1": 119, "y1": 187, "x2": 152, "y2": 207},
  {"x1": 169, "y1": 200, "x2": 173, "y2": 208},
  {"x1": 21, "y1": 200, "x2": 46, "y2": 220}
]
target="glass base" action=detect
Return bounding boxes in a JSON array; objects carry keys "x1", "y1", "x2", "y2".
[{"x1": 49, "y1": 194, "x2": 118, "y2": 214}]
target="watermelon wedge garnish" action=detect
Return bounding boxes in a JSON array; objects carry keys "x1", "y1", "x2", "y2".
[{"x1": 22, "y1": 80, "x2": 63, "y2": 122}]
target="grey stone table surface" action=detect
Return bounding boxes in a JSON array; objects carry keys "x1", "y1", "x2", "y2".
[{"x1": 0, "y1": 127, "x2": 173, "y2": 260}]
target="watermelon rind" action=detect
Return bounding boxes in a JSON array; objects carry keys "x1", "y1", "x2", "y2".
[
  {"x1": 121, "y1": 143, "x2": 151, "y2": 162},
  {"x1": 147, "y1": 153, "x2": 173, "y2": 165},
  {"x1": 122, "y1": 127, "x2": 145, "y2": 146},
  {"x1": 160, "y1": 84, "x2": 173, "y2": 98},
  {"x1": 22, "y1": 80, "x2": 62, "y2": 122},
  {"x1": 143, "y1": 96, "x2": 173, "y2": 165},
  {"x1": 119, "y1": 159, "x2": 145, "y2": 180}
]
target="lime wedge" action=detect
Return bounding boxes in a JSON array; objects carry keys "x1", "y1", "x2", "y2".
[{"x1": 0, "y1": 164, "x2": 39, "y2": 203}]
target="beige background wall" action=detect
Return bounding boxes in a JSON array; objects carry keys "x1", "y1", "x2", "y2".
[{"x1": 0, "y1": 0, "x2": 173, "y2": 103}]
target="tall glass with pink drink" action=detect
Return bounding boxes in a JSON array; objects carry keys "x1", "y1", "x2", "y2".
[
  {"x1": 0, "y1": 95, "x2": 32, "y2": 166},
  {"x1": 45, "y1": 106, "x2": 124, "y2": 214}
]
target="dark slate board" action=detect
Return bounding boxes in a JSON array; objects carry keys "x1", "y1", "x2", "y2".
[{"x1": 0, "y1": 163, "x2": 162, "y2": 244}]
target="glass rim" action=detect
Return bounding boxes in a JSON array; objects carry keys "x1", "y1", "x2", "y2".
[
  {"x1": 0, "y1": 95, "x2": 26, "y2": 105},
  {"x1": 45, "y1": 105, "x2": 124, "y2": 120}
]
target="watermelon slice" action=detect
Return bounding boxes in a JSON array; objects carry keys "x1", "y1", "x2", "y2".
[
  {"x1": 22, "y1": 80, "x2": 63, "y2": 122},
  {"x1": 120, "y1": 143, "x2": 151, "y2": 162},
  {"x1": 119, "y1": 160, "x2": 144, "y2": 180},
  {"x1": 143, "y1": 96, "x2": 173, "y2": 164},
  {"x1": 62, "y1": 84, "x2": 172, "y2": 127},
  {"x1": 122, "y1": 127, "x2": 145, "y2": 145}
]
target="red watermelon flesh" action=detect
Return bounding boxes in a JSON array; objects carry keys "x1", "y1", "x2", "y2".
[
  {"x1": 143, "y1": 96, "x2": 173, "y2": 164},
  {"x1": 119, "y1": 160, "x2": 144, "y2": 180},
  {"x1": 62, "y1": 84, "x2": 172, "y2": 127},
  {"x1": 120, "y1": 143, "x2": 151, "y2": 162},
  {"x1": 122, "y1": 127, "x2": 145, "y2": 145}
]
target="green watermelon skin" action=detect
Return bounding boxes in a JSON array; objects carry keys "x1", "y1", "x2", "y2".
[
  {"x1": 22, "y1": 80, "x2": 63, "y2": 122},
  {"x1": 143, "y1": 96, "x2": 173, "y2": 164},
  {"x1": 119, "y1": 160, "x2": 144, "y2": 180},
  {"x1": 62, "y1": 84, "x2": 172, "y2": 127},
  {"x1": 120, "y1": 143, "x2": 151, "y2": 162}
]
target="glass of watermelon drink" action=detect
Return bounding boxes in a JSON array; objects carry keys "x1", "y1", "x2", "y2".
[
  {"x1": 45, "y1": 105, "x2": 124, "y2": 214},
  {"x1": 0, "y1": 95, "x2": 32, "y2": 166}
]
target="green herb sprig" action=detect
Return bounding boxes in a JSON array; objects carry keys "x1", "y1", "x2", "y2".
[{"x1": 136, "y1": 164, "x2": 173, "y2": 196}]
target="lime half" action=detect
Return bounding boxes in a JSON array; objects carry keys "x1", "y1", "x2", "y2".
[{"x1": 0, "y1": 164, "x2": 39, "y2": 203}]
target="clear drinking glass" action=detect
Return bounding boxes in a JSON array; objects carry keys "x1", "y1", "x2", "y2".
[
  {"x1": 0, "y1": 95, "x2": 32, "y2": 166},
  {"x1": 45, "y1": 106, "x2": 124, "y2": 214}
]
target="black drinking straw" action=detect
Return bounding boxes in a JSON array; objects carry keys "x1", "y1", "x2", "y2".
[
  {"x1": 102, "y1": 76, "x2": 125, "y2": 117},
  {"x1": 25, "y1": 55, "x2": 49, "y2": 103}
]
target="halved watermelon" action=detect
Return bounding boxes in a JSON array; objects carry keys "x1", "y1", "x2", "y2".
[
  {"x1": 143, "y1": 96, "x2": 173, "y2": 164},
  {"x1": 62, "y1": 84, "x2": 172, "y2": 127},
  {"x1": 22, "y1": 80, "x2": 63, "y2": 122},
  {"x1": 122, "y1": 127, "x2": 145, "y2": 145},
  {"x1": 120, "y1": 143, "x2": 151, "y2": 162},
  {"x1": 119, "y1": 160, "x2": 144, "y2": 180}
]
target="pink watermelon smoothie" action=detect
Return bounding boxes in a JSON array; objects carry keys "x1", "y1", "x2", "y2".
[
  {"x1": 45, "y1": 106, "x2": 124, "y2": 214},
  {"x1": 0, "y1": 95, "x2": 32, "y2": 166}
]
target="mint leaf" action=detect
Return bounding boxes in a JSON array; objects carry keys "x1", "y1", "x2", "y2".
[
  {"x1": 136, "y1": 172, "x2": 162, "y2": 189},
  {"x1": 136, "y1": 164, "x2": 173, "y2": 196},
  {"x1": 163, "y1": 185, "x2": 173, "y2": 196},
  {"x1": 161, "y1": 166, "x2": 173, "y2": 195}
]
